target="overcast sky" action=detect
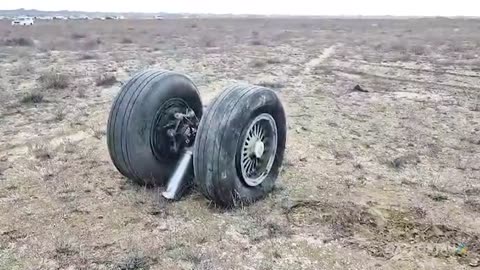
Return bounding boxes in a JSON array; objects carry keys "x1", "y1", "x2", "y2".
[{"x1": 1, "y1": 0, "x2": 479, "y2": 16}]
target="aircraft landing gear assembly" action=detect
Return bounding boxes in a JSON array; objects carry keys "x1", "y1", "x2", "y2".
[{"x1": 107, "y1": 69, "x2": 286, "y2": 207}]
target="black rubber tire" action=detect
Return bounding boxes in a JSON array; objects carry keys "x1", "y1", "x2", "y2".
[
  {"x1": 107, "y1": 69, "x2": 202, "y2": 186},
  {"x1": 193, "y1": 84, "x2": 287, "y2": 207}
]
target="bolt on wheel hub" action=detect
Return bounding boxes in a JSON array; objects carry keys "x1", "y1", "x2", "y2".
[
  {"x1": 151, "y1": 99, "x2": 199, "y2": 161},
  {"x1": 239, "y1": 113, "x2": 278, "y2": 187}
]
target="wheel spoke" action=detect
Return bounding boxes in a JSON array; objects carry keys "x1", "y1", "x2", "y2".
[
  {"x1": 259, "y1": 128, "x2": 265, "y2": 140},
  {"x1": 246, "y1": 160, "x2": 253, "y2": 173},
  {"x1": 250, "y1": 163, "x2": 255, "y2": 174}
]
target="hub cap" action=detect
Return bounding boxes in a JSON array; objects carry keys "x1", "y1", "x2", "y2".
[{"x1": 240, "y1": 113, "x2": 278, "y2": 186}]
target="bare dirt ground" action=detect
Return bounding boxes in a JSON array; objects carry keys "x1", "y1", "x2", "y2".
[{"x1": 0, "y1": 18, "x2": 479, "y2": 270}]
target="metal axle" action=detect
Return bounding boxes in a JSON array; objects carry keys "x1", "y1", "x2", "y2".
[{"x1": 162, "y1": 147, "x2": 194, "y2": 200}]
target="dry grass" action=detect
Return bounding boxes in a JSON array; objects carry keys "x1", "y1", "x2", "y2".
[
  {"x1": 95, "y1": 73, "x2": 117, "y2": 87},
  {"x1": 121, "y1": 37, "x2": 134, "y2": 44},
  {"x1": 251, "y1": 59, "x2": 266, "y2": 68},
  {"x1": 82, "y1": 37, "x2": 102, "y2": 50},
  {"x1": 54, "y1": 109, "x2": 66, "y2": 121},
  {"x1": 79, "y1": 53, "x2": 97, "y2": 60},
  {"x1": 266, "y1": 57, "x2": 284, "y2": 64},
  {"x1": 38, "y1": 70, "x2": 70, "y2": 90},
  {"x1": 60, "y1": 140, "x2": 77, "y2": 154},
  {"x1": 3, "y1": 37, "x2": 34, "y2": 47},
  {"x1": 91, "y1": 126, "x2": 107, "y2": 139},
  {"x1": 10, "y1": 60, "x2": 35, "y2": 77},
  {"x1": 21, "y1": 91, "x2": 44, "y2": 104},
  {"x1": 28, "y1": 143, "x2": 52, "y2": 160},
  {"x1": 203, "y1": 37, "x2": 216, "y2": 47},
  {"x1": 71, "y1": 33, "x2": 87, "y2": 39},
  {"x1": 0, "y1": 18, "x2": 479, "y2": 270},
  {"x1": 257, "y1": 81, "x2": 285, "y2": 89},
  {"x1": 115, "y1": 252, "x2": 149, "y2": 270},
  {"x1": 465, "y1": 199, "x2": 480, "y2": 213}
]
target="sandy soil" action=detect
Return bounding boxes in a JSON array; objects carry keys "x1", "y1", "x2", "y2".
[{"x1": 0, "y1": 18, "x2": 479, "y2": 269}]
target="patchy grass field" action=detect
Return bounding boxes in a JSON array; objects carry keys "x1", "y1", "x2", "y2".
[{"x1": 0, "y1": 18, "x2": 479, "y2": 269}]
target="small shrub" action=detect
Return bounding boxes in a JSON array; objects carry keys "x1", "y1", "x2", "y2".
[
  {"x1": 11, "y1": 61, "x2": 34, "y2": 77},
  {"x1": 77, "y1": 88, "x2": 87, "y2": 98},
  {"x1": 83, "y1": 38, "x2": 102, "y2": 50},
  {"x1": 96, "y1": 73, "x2": 117, "y2": 87},
  {"x1": 115, "y1": 253, "x2": 149, "y2": 270},
  {"x1": 190, "y1": 23, "x2": 198, "y2": 28},
  {"x1": 251, "y1": 40, "x2": 263, "y2": 46},
  {"x1": 61, "y1": 140, "x2": 77, "y2": 154},
  {"x1": 472, "y1": 103, "x2": 480, "y2": 112},
  {"x1": 29, "y1": 143, "x2": 52, "y2": 160},
  {"x1": 3, "y1": 37, "x2": 34, "y2": 47},
  {"x1": 79, "y1": 53, "x2": 97, "y2": 60},
  {"x1": 199, "y1": 35, "x2": 216, "y2": 47},
  {"x1": 54, "y1": 110, "x2": 66, "y2": 121},
  {"x1": 71, "y1": 33, "x2": 87, "y2": 39},
  {"x1": 409, "y1": 45, "x2": 427, "y2": 56},
  {"x1": 55, "y1": 241, "x2": 76, "y2": 256},
  {"x1": 258, "y1": 81, "x2": 284, "y2": 89},
  {"x1": 465, "y1": 199, "x2": 480, "y2": 212},
  {"x1": 389, "y1": 42, "x2": 407, "y2": 53},
  {"x1": 251, "y1": 60, "x2": 266, "y2": 68},
  {"x1": 205, "y1": 39, "x2": 215, "y2": 47},
  {"x1": 388, "y1": 153, "x2": 420, "y2": 169},
  {"x1": 38, "y1": 71, "x2": 70, "y2": 89},
  {"x1": 21, "y1": 92, "x2": 44, "y2": 104},
  {"x1": 428, "y1": 193, "x2": 448, "y2": 202},
  {"x1": 266, "y1": 58, "x2": 283, "y2": 64},
  {"x1": 92, "y1": 127, "x2": 106, "y2": 139},
  {"x1": 121, "y1": 38, "x2": 134, "y2": 44}
]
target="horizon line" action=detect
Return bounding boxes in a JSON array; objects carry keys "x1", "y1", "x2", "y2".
[{"x1": 1, "y1": 8, "x2": 480, "y2": 18}]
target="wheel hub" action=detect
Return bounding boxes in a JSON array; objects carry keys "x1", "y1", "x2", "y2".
[
  {"x1": 151, "y1": 99, "x2": 199, "y2": 161},
  {"x1": 239, "y1": 113, "x2": 278, "y2": 187},
  {"x1": 254, "y1": 140, "x2": 265, "y2": 158}
]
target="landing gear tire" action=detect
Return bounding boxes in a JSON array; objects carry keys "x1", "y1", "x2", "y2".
[
  {"x1": 107, "y1": 69, "x2": 202, "y2": 186},
  {"x1": 193, "y1": 84, "x2": 287, "y2": 207}
]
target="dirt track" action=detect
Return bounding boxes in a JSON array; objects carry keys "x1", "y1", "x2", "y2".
[{"x1": 0, "y1": 18, "x2": 479, "y2": 269}]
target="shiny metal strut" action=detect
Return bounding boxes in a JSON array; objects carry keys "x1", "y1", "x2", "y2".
[{"x1": 162, "y1": 147, "x2": 193, "y2": 200}]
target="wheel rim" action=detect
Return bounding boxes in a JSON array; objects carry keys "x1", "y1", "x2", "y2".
[{"x1": 239, "y1": 113, "x2": 278, "y2": 187}]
